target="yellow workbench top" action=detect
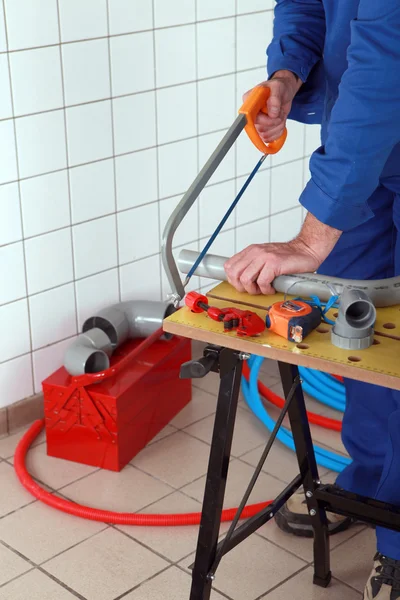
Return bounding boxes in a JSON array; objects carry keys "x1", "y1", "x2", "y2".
[{"x1": 163, "y1": 282, "x2": 400, "y2": 391}]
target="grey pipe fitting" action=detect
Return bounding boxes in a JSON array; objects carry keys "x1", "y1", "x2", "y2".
[
  {"x1": 64, "y1": 328, "x2": 113, "y2": 376},
  {"x1": 65, "y1": 300, "x2": 176, "y2": 376},
  {"x1": 331, "y1": 288, "x2": 376, "y2": 350}
]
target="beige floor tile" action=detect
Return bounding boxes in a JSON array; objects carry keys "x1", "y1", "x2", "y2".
[
  {"x1": 0, "y1": 426, "x2": 45, "y2": 460},
  {"x1": 184, "y1": 406, "x2": 269, "y2": 458},
  {"x1": 147, "y1": 424, "x2": 177, "y2": 445},
  {"x1": 0, "y1": 543, "x2": 31, "y2": 586},
  {"x1": 0, "y1": 569, "x2": 78, "y2": 600},
  {"x1": 0, "y1": 462, "x2": 35, "y2": 517},
  {"x1": 44, "y1": 527, "x2": 168, "y2": 600},
  {"x1": 171, "y1": 387, "x2": 217, "y2": 429},
  {"x1": 0, "y1": 498, "x2": 106, "y2": 563},
  {"x1": 192, "y1": 371, "x2": 220, "y2": 396},
  {"x1": 180, "y1": 533, "x2": 306, "y2": 600},
  {"x1": 331, "y1": 527, "x2": 376, "y2": 592},
  {"x1": 309, "y1": 422, "x2": 348, "y2": 456},
  {"x1": 260, "y1": 566, "x2": 362, "y2": 599},
  {"x1": 259, "y1": 358, "x2": 280, "y2": 380},
  {"x1": 22, "y1": 443, "x2": 97, "y2": 490},
  {"x1": 122, "y1": 566, "x2": 226, "y2": 599},
  {"x1": 60, "y1": 464, "x2": 174, "y2": 512},
  {"x1": 241, "y1": 442, "x2": 330, "y2": 484},
  {"x1": 131, "y1": 431, "x2": 211, "y2": 489},
  {"x1": 118, "y1": 490, "x2": 228, "y2": 562},
  {"x1": 258, "y1": 517, "x2": 366, "y2": 563},
  {"x1": 182, "y1": 458, "x2": 285, "y2": 509}
]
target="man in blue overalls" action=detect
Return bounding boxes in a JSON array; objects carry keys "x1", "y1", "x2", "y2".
[{"x1": 224, "y1": 2, "x2": 400, "y2": 597}]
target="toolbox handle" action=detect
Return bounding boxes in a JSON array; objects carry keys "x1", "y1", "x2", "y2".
[{"x1": 239, "y1": 85, "x2": 287, "y2": 155}]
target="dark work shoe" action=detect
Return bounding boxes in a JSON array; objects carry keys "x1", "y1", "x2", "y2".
[
  {"x1": 274, "y1": 488, "x2": 354, "y2": 538},
  {"x1": 364, "y1": 553, "x2": 400, "y2": 599}
]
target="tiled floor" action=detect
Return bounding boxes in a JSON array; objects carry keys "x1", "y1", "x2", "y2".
[{"x1": 0, "y1": 350, "x2": 372, "y2": 600}]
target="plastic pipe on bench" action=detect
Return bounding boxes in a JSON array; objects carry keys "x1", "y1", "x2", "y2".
[{"x1": 177, "y1": 249, "x2": 400, "y2": 308}]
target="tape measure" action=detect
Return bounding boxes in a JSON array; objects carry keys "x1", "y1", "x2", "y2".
[{"x1": 266, "y1": 300, "x2": 321, "y2": 343}]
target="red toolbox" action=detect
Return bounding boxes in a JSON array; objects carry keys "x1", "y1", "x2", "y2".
[{"x1": 42, "y1": 335, "x2": 192, "y2": 471}]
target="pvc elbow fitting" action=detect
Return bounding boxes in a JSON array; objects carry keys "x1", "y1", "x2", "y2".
[
  {"x1": 331, "y1": 288, "x2": 376, "y2": 350},
  {"x1": 64, "y1": 328, "x2": 113, "y2": 376}
]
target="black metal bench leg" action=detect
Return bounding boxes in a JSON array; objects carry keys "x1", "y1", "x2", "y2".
[
  {"x1": 278, "y1": 362, "x2": 332, "y2": 588},
  {"x1": 189, "y1": 348, "x2": 243, "y2": 600}
]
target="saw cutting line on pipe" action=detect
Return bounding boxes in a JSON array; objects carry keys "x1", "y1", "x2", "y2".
[{"x1": 177, "y1": 250, "x2": 400, "y2": 308}]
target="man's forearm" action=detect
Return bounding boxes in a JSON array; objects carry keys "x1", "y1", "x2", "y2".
[{"x1": 293, "y1": 212, "x2": 342, "y2": 265}]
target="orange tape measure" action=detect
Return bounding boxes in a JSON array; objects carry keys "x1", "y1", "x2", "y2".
[{"x1": 266, "y1": 300, "x2": 321, "y2": 343}]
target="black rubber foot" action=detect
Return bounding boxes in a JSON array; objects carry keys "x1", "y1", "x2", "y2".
[{"x1": 313, "y1": 571, "x2": 332, "y2": 588}]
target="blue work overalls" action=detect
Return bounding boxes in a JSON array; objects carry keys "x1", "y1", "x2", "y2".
[{"x1": 267, "y1": 0, "x2": 400, "y2": 558}]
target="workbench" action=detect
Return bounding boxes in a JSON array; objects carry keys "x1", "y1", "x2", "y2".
[{"x1": 163, "y1": 281, "x2": 400, "y2": 600}]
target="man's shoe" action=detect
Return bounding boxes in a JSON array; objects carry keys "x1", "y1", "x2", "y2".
[
  {"x1": 274, "y1": 488, "x2": 354, "y2": 538},
  {"x1": 364, "y1": 553, "x2": 400, "y2": 599}
]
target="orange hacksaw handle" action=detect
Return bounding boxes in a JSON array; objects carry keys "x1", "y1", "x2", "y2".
[{"x1": 238, "y1": 85, "x2": 287, "y2": 155}]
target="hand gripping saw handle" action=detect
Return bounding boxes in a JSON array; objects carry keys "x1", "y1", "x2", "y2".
[{"x1": 161, "y1": 85, "x2": 287, "y2": 305}]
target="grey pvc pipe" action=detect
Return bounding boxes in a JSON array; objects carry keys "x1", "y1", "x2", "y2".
[
  {"x1": 177, "y1": 249, "x2": 400, "y2": 308},
  {"x1": 64, "y1": 300, "x2": 176, "y2": 376}
]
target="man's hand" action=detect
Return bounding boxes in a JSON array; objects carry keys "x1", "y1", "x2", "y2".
[
  {"x1": 224, "y1": 213, "x2": 342, "y2": 295},
  {"x1": 244, "y1": 70, "x2": 303, "y2": 143}
]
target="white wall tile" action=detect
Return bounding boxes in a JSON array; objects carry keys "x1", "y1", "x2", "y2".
[
  {"x1": 237, "y1": 12, "x2": 272, "y2": 71},
  {"x1": 305, "y1": 123, "x2": 321, "y2": 155},
  {"x1": 117, "y1": 203, "x2": 159, "y2": 264},
  {"x1": 271, "y1": 119, "x2": 305, "y2": 167},
  {"x1": 62, "y1": 39, "x2": 110, "y2": 105},
  {"x1": 154, "y1": 0, "x2": 195, "y2": 27},
  {"x1": 32, "y1": 338, "x2": 70, "y2": 393},
  {"x1": 159, "y1": 194, "x2": 198, "y2": 248},
  {"x1": 303, "y1": 156, "x2": 311, "y2": 186},
  {"x1": 120, "y1": 255, "x2": 161, "y2": 302},
  {"x1": 20, "y1": 171, "x2": 70, "y2": 238},
  {"x1": 70, "y1": 159, "x2": 115, "y2": 224},
  {"x1": 16, "y1": 111, "x2": 67, "y2": 178},
  {"x1": 0, "y1": 354, "x2": 33, "y2": 407},
  {"x1": 0, "y1": 54, "x2": 12, "y2": 119},
  {"x1": 156, "y1": 83, "x2": 197, "y2": 144},
  {"x1": 110, "y1": 32, "x2": 154, "y2": 97},
  {"x1": 115, "y1": 148, "x2": 157, "y2": 211},
  {"x1": 29, "y1": 283, "x2": 76, "y2": 350},
  {"x1": 0, "y1": 120, "x2": 17, "y2": 184},
  {"x1": 0, "y1": 183, "x2": 22, "y2": 245},
  {"x1": 66, "y1": 100, "x2": 113, "y2": 166},
  {"x1": 10, "y1": 47, "x2": 63, "y2": 116},
  {"x1": 236, "y1": 217, "x2": 270, "y2": 251},
  {"x1": 197, "y1": 0, "x2": 235, "y2": 20},
  {"x1": 4, "y1": 0, "x2": 59, "y2": 51},
  {"x1": 236, "y1": 168, "x2": 270, "y2": 226},
  {"x1": 108, "y1": 0, "x2": 153, "y2": 35},
  {"x1": 197, "y1": 19, "x2": 235, "y2": 79},
  {"x1": 155, "y1": 25, "x2": 196, "y2": 87},
  {"x1": 236, "y1": 68, "x2": 267, "y2": 105},
  {"x1": 198, "y1": 74, "x2": 235, "y2": 135},
  {"x1": 0, "y1": 1, "x2": 6, "y2": 52},
  {"x1": 199, "y1": 131, "x2": 235, "y2": 185},
  {"x1": 0, "y1": 299, "x2": 30, "y2": 362},
  {"x1": 72, "y1": 215, "x2": 118, "y2": 279},
  {"x1": 236, "y1": 131, "x2": 271, "y2": 178},
  {"x1": 270, "y1": 159, "x2": 303, "y2": 214},
  {"x1": 25, "y1": 229, "x2": 73, "y2": 295},
  {"x1": 113, "y1": 92, "x2": 156, "y2": 155},
  {"x1": 158, "y1": 137, "x2": 198, "y2": 198},
  {"x1": 75, "y1": 269, "x2": 119, "y2": 328},
  {"x1": 270, "y1": 207, "x2": 302, "y2": 242},
  {"x1": 237, "y1": 0, "x2": 273, "y2": 13},
  {"x1": 0, "y1": 243, "x2": 26, "y2": 305},
  {"x1": 59, "y1": 0, "x2": 108, "y2": 42},
  {"x1": 199, "y1": 179, "x2": 236, "y2": 238},
  {"x1": 161, "y1": 240, "x2": 199, "y2": 299}
]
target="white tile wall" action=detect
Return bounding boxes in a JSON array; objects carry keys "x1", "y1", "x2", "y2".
[{"x1": 0, "y1": 2, "x2": 315, "y2": 406}]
